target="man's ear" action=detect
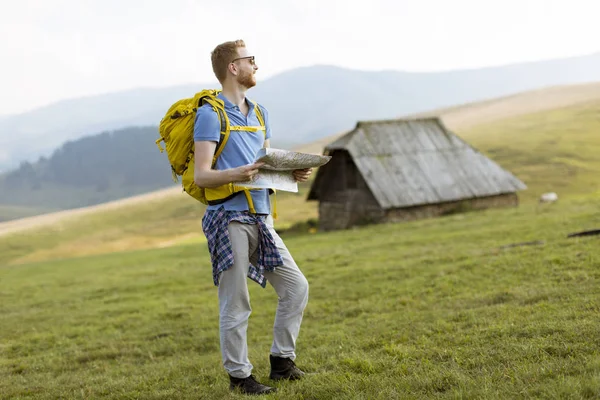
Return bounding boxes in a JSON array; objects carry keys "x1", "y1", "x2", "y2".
[{"x1": 228, "y1": 62, "x2": 238, "y2": 76}]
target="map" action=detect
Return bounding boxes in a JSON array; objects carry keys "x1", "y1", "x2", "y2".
[{"x1": 239, "y1": 148, "x2": 332, "y2": 192}]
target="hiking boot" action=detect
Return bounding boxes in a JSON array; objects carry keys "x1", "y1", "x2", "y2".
[
  {"x1": 269, "y1": 355, "x2": 306, "y2": 381},
  {"x1": 229, "y1": 374, "x2": 276, "y2": 395}
]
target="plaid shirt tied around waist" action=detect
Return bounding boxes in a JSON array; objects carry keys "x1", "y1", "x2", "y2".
[{"x1": 202, "y1": 207, "x2": 284, "y2": 288}]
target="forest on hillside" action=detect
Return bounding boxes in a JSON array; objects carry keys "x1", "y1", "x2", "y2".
[{"x1": 0, "y1": 126, "x2": 176, "y2": 211}]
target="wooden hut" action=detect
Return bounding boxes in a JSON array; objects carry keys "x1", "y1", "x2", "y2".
[{"x1": 307, "y1": 117, "x2": 527, "y2": 231}]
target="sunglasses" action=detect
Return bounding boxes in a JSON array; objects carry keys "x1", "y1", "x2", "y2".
[{"x1": 231, "y1": 55, "x2": 256, "y2": 66}]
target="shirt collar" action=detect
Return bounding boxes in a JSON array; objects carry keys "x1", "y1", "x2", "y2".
[{"x1": 218, "y1": 92, "x2": 255, "y2": 112}]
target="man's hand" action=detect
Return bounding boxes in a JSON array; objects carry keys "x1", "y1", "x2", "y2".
[
  {"x1": 293, "y1": 168, "x2": 313, "y2": 182},
  {"x1": 230, "y1": 162, "x2": 264, "y2": 182}
]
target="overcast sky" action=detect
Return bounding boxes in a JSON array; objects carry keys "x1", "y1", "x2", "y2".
[{"x1": 1, "y1": 0, "x2": 599, "y2": 115}]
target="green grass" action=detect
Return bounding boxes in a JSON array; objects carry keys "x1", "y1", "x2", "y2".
[
  {"x1": 1, "y1": 197, "x2": 599, "y2": 399},
  {"x1": 1, "y1": 99, "x2": 600, "y2": 398}
]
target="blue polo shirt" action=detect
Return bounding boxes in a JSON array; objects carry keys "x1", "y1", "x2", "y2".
[{"x1": 193, "y1": 93, "x2": 271, "y2": 214}]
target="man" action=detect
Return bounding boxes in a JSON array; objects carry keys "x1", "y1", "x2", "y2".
[{"x1": 193, "y1": 39, "x2": 312, "y2": 395}]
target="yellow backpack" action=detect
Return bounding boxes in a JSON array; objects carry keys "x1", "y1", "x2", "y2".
[{"x1": 155, "y1": 89, "x2": 267, "y2": 213}]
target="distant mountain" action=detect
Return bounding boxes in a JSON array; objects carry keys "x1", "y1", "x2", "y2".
[{"x1": 1, "y1": 52, "x2": 600, "y2": 172}]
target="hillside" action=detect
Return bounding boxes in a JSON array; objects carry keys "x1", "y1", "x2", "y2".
[
  {"x1": 1, "y1": 193, "x2": 598, "y2": 398},
  {"x1": 0, "y1": 186, "x2": 181, "y2": 239},
  {"x1": 458, "y1": 101, "x2": 600, "y2": 201},
  {"x1": 1, "y1": 97, "x2": 599, "y2": 265},
  {"x1": 410, "y1": 81, "x2": 600, "y2": 131},
  {"x1": 1, "y1": 52, "x2": 600, "y2": 172},
  {"x1": 0, "y1": 183, "x2": 315, "y2": 265}
]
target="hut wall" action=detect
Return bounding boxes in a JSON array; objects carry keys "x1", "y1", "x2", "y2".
[
  {"x1": 384, "y1": 193, "x2": 518, "y2": 223},
  {"x1": 317, "y1": 151, "x2": 384, "y2": 231},
  {"x1": 318, "y1": 192, "x2": 385, "y2": 231},
  {"x1": 320, "y1": 192, "x2": 518, "y2": 231}
]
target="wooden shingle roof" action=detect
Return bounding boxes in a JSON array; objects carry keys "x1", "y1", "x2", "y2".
[{"x1": 309, "y1": 117, "x2": 526, "y2": 209}]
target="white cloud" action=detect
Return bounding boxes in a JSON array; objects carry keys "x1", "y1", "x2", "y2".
[{"x1": 0, "y1": 0, "x2": 598, "y2": 115}]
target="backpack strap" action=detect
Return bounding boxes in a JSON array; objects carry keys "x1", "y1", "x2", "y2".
[
  {"x1": 250, "y1": 101, "x2": 277, "y2": 218},
  {"x1": 229, "y1": 126, "x2": 264, "y2": 132},
  {"x1": 253, "y1": 101, "x2": 267, "y2": 137},
  {"x1": 212, "y1": 106, "x2": 229, "y2": 167},
  {"x1": 198, "y1": 95, "x2": 230, "y2": 168}
]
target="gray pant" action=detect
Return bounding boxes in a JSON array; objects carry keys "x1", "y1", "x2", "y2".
[{"x1": 218, "y1": 215, "x2": 309, "y2": 378}]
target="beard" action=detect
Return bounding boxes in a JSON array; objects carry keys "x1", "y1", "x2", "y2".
[{"x1": 238, "y1": 69, "x2": 256, "y2": 89}]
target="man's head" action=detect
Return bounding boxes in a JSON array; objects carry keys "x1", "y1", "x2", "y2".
[{"x1": 211, "y1": 39, "x2": 258, "y2": 89}]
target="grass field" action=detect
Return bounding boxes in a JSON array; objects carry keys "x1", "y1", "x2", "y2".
[
  {"x1": 1, "y1": 85, "x2": 600, "y2": 399},
  {"x1": 1, "y1": 196, "x2": 599, "y2": 399}
]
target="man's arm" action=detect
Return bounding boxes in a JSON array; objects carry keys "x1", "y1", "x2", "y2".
[{"x1": 193, "y1": 141, "x2": 263, "y2": 188}]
